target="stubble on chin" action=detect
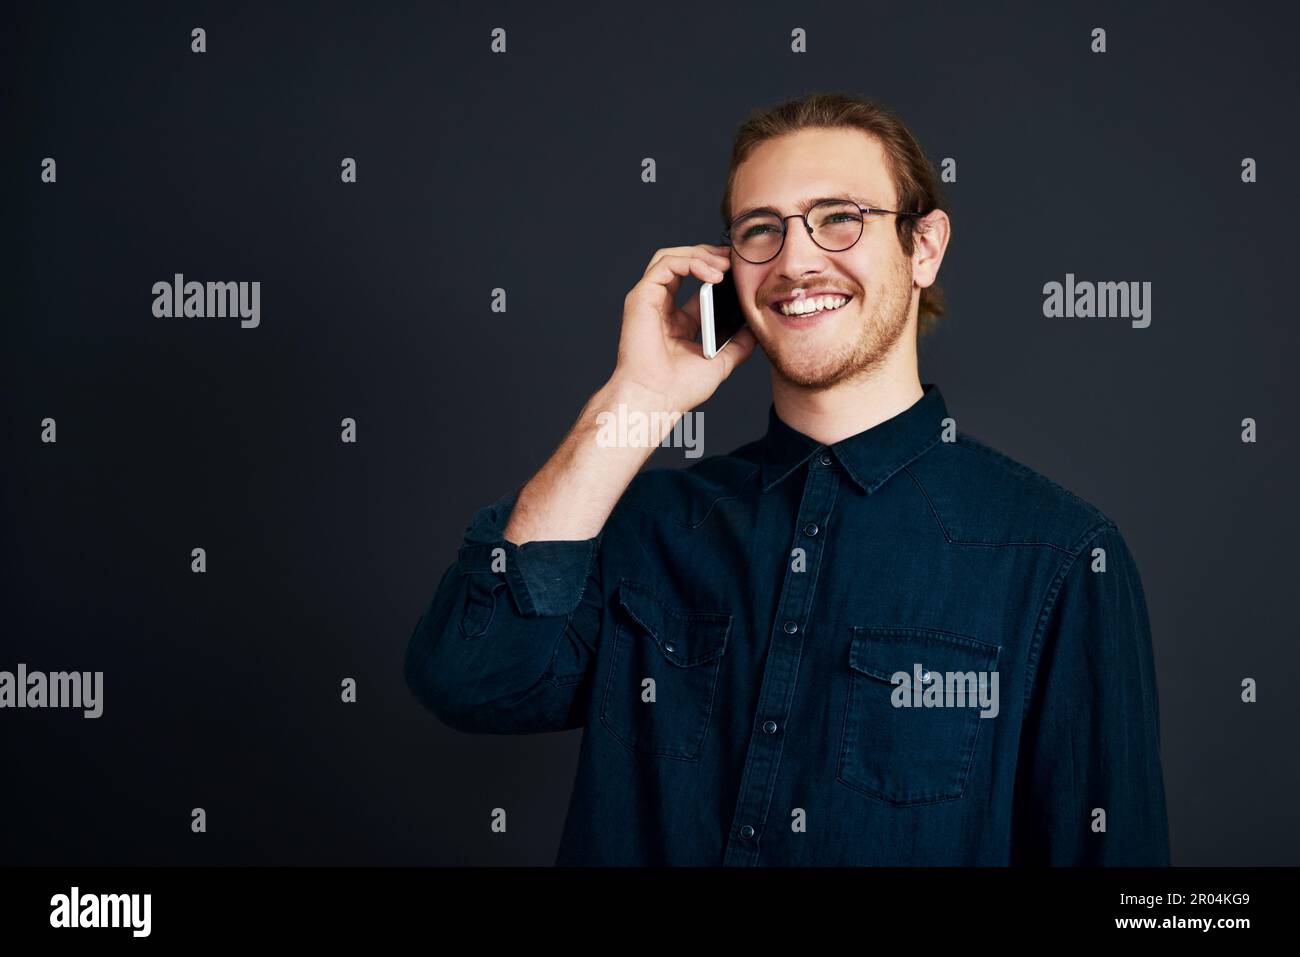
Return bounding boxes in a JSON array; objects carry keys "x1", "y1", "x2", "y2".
[{"x1": 760, "y1": 261, "x2": 914, "y2": 391}]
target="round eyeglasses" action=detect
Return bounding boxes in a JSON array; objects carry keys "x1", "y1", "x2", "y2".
[{"x1": 721, "y1": 199, "x2": 922, "y2": 264}]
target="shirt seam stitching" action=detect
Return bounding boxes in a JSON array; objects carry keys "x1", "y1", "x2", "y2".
[
  {"x1": 615, "y1": 466, "x2": 763, "y2": 529},
  {"x1": 1021, "y1": 519, "x2": 1118, "y2": 715},
  {"x1": 903, "y1": 465, "x2": 1078, "y2": 552}
]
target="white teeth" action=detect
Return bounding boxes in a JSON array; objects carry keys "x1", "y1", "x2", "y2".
[{"x1": 778, "y1": 296, "x2": 848, "y2": 316}]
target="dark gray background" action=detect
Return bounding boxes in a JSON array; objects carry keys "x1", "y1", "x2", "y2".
[{"x1": 3, "y1": 0, "x2": 1296, "y2": 865}]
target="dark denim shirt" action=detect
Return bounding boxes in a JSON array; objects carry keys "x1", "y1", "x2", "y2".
[{"x1": 404, "y1": 383, "x2": 1171, "y2": 866}]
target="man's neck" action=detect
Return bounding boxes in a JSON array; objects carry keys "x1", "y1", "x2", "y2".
[{"x1": 771, "y1": 342, "x2": 925, "y2": 447}]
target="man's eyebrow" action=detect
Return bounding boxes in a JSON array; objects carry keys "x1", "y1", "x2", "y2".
[{"x1": 730, "y1": 194, "x2": 878, "y2": 222}]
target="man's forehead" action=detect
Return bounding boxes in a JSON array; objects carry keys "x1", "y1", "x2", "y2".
[{"x1": 729, "y1": 128, "x2": 894, "y2": 219}]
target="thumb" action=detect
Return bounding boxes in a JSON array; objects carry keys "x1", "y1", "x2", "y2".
[{"x1": 715, "y1": 326, "x2": 757, "y2": 377}]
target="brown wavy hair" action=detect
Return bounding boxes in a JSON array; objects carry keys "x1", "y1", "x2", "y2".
[{"x1": 720, "y1": 92, "x2": 950, "y2": 338}]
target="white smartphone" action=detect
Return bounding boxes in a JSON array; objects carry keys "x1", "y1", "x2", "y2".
[{"x1": 700, "y1": 267, "x2": 747, "y2": 358}]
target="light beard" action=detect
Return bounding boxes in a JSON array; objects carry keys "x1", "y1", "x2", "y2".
[{"x1": 760, "y1": 257, "x2": 915, "y2": 392}]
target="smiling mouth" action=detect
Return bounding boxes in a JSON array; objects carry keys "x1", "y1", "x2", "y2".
[{"x1": 768, "y1": 296, "x2": 853, "y2": 322}]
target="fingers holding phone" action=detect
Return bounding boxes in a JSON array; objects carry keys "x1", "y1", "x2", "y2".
[{"x1": 613, "y1": 243, "x2": 752, "y2": 412}]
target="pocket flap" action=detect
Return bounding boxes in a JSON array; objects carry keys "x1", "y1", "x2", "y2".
[
  {"x1": 849, "y1": 626, "x2": 999, "y2": 683},
  {"x1": 616, "y1": 581, "x2": 731, "y2": 667}
]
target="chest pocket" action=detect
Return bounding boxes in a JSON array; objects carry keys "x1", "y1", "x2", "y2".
[
  {"x1": 599, "y1": 580, "x2": 731, "y2": 761},
  {"x1": 838, "y1": 626, "x2": 1000, "y2": 806}
]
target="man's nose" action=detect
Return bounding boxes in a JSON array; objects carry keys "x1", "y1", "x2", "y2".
[{"x1": 774, "y1": 219, "x2": 830, "y2": 274}]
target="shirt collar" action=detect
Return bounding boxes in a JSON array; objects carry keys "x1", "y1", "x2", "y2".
[{"x1": 759, "y1": 383, "x2": 949, "y2": 494}]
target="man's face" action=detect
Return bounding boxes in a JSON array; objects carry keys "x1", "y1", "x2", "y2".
[{"x1": 727, "y1": 127, "x2": 917, "y2": 390}]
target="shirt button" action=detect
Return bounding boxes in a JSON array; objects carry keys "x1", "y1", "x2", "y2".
[
  {"x1": 740, "y1": 825, "x2": 756, "y2": 839},
  {"x1": 803, "y1": 522, "x2": 819, "y2": 536},
  {"x1": 762, "y1": 720, "x2": 778, "y2": 734},
  {"x1": 665, "y1": 643, "x2": 675, "y2": 654},
  {"x1": 783, "y1": 620, "x2": 798, "y2": 635},
  {"x1": 819, "y1": 453, "x2": 833, "y2": 466}
]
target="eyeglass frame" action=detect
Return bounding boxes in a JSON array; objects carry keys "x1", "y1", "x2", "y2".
[{"x1": 720, "y1": 199, "x2": 924, "y2": 264}]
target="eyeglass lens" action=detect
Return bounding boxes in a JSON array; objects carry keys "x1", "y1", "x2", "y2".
[{"x1": 731, "y1": 200, "x2": 864, "y2": 263}]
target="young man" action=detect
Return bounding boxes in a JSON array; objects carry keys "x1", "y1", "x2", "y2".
[{"x1": 405, "y1": 93, "x2": 1171, "y2": 866}]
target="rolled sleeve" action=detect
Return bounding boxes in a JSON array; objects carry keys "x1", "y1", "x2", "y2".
[
  {"x1": 403, "y1": 487, "x2": 605, "y2": 734},
  {"x1": 457, "y1": 488, "x2": 600, "y2": 621}
]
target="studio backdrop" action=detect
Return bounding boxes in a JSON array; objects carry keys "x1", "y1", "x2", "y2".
[{"x1": 4, "y1": 0, "x2": 1297, "y2": 865}]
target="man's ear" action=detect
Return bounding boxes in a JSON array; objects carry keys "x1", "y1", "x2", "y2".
[{"x1": 910, "y1": 209, "x2": 951, "y2": 289}]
